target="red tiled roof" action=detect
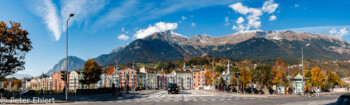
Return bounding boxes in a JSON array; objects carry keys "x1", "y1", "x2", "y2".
[{"x1": 105, "y1": 67, "x2": 115, "y2": 75}]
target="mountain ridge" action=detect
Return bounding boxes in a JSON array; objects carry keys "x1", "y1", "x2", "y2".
[{"x1": 47, "y1": 30, "x2": 350, "y2": 74}]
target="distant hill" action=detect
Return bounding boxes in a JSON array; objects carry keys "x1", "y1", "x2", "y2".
[
  {"x1": 46, "y1": 56, "x2": 85, "y2": 75},
  {"x1": 6, "y1": 73, "x2": 32, "y2": 79}
]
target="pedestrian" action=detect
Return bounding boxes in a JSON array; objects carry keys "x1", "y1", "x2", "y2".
[
  {"x1": 316, "y1": 86, "x2": 320, "y2": 96},
  {"x1": 112, "y1": 83, "x2": 116, "y2": 96},
  {"x1": 304, "y1": 85, "x2": 307, "y2": 96},
  {"x1": 309, "y1": 87, "x2": 313, "y2": 96}
]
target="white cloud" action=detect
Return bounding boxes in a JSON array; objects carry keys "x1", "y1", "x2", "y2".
[
  {"x1": 134, "y1": 22, "x2": 178, "y2": 39},
  {"x1": 31, "y1": 0, "x2": 62, "y2": 40},
  {"x1": 330, "y1": 28, "x2": 349, "y2": 36},
  {"x1": 339, "y1": 28, "x2": 349, "y2": 36},
  {"x1": 262, "y1": 0, "x2": 279, "y2": 14},
  {"x1": 269, "y1": 15, "x2": 277, "y2": 21},
  {"x1": 118, "y1": 34, "x2": 129, "y2": 40},
  {"x1": 229, "y1": 0, "x2": 279, "y2": 32},
  {"x1": 121, "y1": 27, "x2": 125, "y2": 32},
  {"x1": 182, "y1": 16, "x2": 187, "y2": 21},
  {"x1": 236, "y1": 17, "x2": 244, "y2": 24},
  {"x1": 224, "y1": 17, "x2": 230, "y2": 26},
  {"x1": 229, "y1": 2, "x2": 263, "y2": 31},
  {"x1": 329, "y1": 28, "x2": 338, "y2": 34},
  {"x1": 192, "y1": 22, "x2": 196, "y2": 27}
]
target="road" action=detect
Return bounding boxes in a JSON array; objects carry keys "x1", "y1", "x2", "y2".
[{"x1": 48, "y1": 90, "x2": 340, "y2": 105}]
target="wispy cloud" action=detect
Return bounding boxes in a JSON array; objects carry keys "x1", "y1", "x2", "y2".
[
  {"x1": 60, "y1": 0, "x2": 109, "y2": 31},
  {"x1": 191, "y1": 22, "x2": 196, "y2": 27},
  {"x1": 30, "y1": 0, "x2": 62, "y2": 40},
  {"x1": 277, "y1": 26, "x2": 350, "y2": 37},
  {"x1": 134, "y1": 22, "x2": 178, "y2": 39},
  {"x1": 182, "y1": 16, "x2": 187, "y2": 21},
  {"x1": 94, "y1": 0, "x2": 138, "y2": 27},
  {"x1": 330, "y1": 27, "x2": 349, "y2": 36},
  {"x1": 29, "y1": 0, "x2": 109, "y2": 41}
]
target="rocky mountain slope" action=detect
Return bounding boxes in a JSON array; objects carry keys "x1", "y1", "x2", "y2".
[
  {"x1": 46, "y1": 56, "x2": 85, "y2": 75},
  {"x1": 93, "y1": 30, "x2": 350, "y2": 66}
]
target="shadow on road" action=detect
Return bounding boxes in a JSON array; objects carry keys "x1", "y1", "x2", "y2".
[{"x1": 325, "y1": 102, "x2": 335, "y2": 105}]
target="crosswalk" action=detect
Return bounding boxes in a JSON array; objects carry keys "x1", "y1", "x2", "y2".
[{"x1": 106, "y1": 91, "x2": 270, "y2": 103}]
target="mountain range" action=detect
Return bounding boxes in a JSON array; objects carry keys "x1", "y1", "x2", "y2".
[{"x1": 46, "y1": 30, "x2": 350, "y2": 75}]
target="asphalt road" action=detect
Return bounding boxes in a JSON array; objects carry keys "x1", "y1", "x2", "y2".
[{"x1": 51, "y1": 90, "x2": 340, "y2": 105}]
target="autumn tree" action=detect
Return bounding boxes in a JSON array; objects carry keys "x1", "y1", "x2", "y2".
[
  {"x1": 307, "y1": 67, "x2": 326, "y2": 87},
  {"x1": 204, "y1": 71, "x2": 213, "y2": 86},
  {"x1": 80, "y1": 59, "x2": 103, "y2": 89},
  {"x1": 239, "y1": 67, "x2": 251, "y2": 85},
  {"x1": 270, "y1": 67, "x2": 283, "y2": 85},
  {"x1": 272, "y1": 57, "x2": 288, "y2": 85},
  {"x1": 3, "y1": 78, "x2": 22, "y2": 90},
  {"x1": 219, "y1": 77, "x2": 225, "y2": 85},
  {"x1": 327, "y1": 71, "x2": 341, "y2": 87},
  {"x1": 251, "y1": 65, "x2": 272, "y2": 86},
  {"x1": 0, "y1": 21, "x2": 32, "y2": 78},
  {"x1": 229, "y1": 74, "x2": 237, "y2": 86}
]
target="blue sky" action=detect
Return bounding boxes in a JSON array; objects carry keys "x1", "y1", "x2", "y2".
[{"x1": 1, "y1": 0, "x2": 350, "y2": 77}]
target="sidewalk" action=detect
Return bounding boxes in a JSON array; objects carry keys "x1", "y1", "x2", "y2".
[
  {"x1": 201, "y1": 89, "x2": 350, "y2": 98},
  {"x1": 13, "y1": 90, "x2": 157, "y2": 104}
]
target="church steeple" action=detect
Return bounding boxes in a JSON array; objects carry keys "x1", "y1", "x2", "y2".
[
  {"x1": 183, "y1": 62, "x2": 186, "y2": 70},
  {"x1": 227, "y1": 61, "x2": 230, "y2": 74}
]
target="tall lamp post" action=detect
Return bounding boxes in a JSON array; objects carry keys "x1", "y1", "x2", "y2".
[
  {"x1": 212, "y1": 58, "x2": 215, "y2": 90},
  {"x1": 66, "y1": 13, "x2": 74, "y2": 101},
  {"x1": 235, "y1": 71, "x2": 240, "y2": 94},
  {"x1": 301, "y1": 43, "x2": 310, "y2": 94}
]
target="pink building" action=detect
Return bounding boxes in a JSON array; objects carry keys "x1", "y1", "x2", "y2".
[
  {"x1": 119, "y1": 68, "x2": 137, "y2": 88},
  {"x1": 192, "y1": 68, "x2": 208, "y2": 89}
]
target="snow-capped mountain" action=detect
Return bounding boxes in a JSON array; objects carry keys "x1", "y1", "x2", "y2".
[{"x1": 48, "y1": 30, "x2": 350, "y2": 70}]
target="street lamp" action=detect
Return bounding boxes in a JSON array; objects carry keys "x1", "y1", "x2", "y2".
[
  {"x1": 235, "y1": 71, "x2": 240, "y2": 94},
  {"x1": 65, "y1": 13, "x2": 74, "y2": 101},
  {"x1": 301, "y1": 43, "x2": 310, "y2": 95}
]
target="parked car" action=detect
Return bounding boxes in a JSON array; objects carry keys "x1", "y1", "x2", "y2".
[
  {"x1": 168, "y1": 83, "x2": 179, "y2": 94},
  {"x1": 21, "y1": 90, "x2": 36, "y2": 96},
  {"x1": 335, "y1": 93, "x2": 350, "y2": 105}
]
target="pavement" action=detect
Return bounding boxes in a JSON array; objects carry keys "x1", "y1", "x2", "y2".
[{"x1": 21, "y1": 90, "x2": 343, "y2": 105}]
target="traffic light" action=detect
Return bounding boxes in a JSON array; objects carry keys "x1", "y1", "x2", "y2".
[{"x1": 61, "y1": 71, "x2": 67, "y2": 81}]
